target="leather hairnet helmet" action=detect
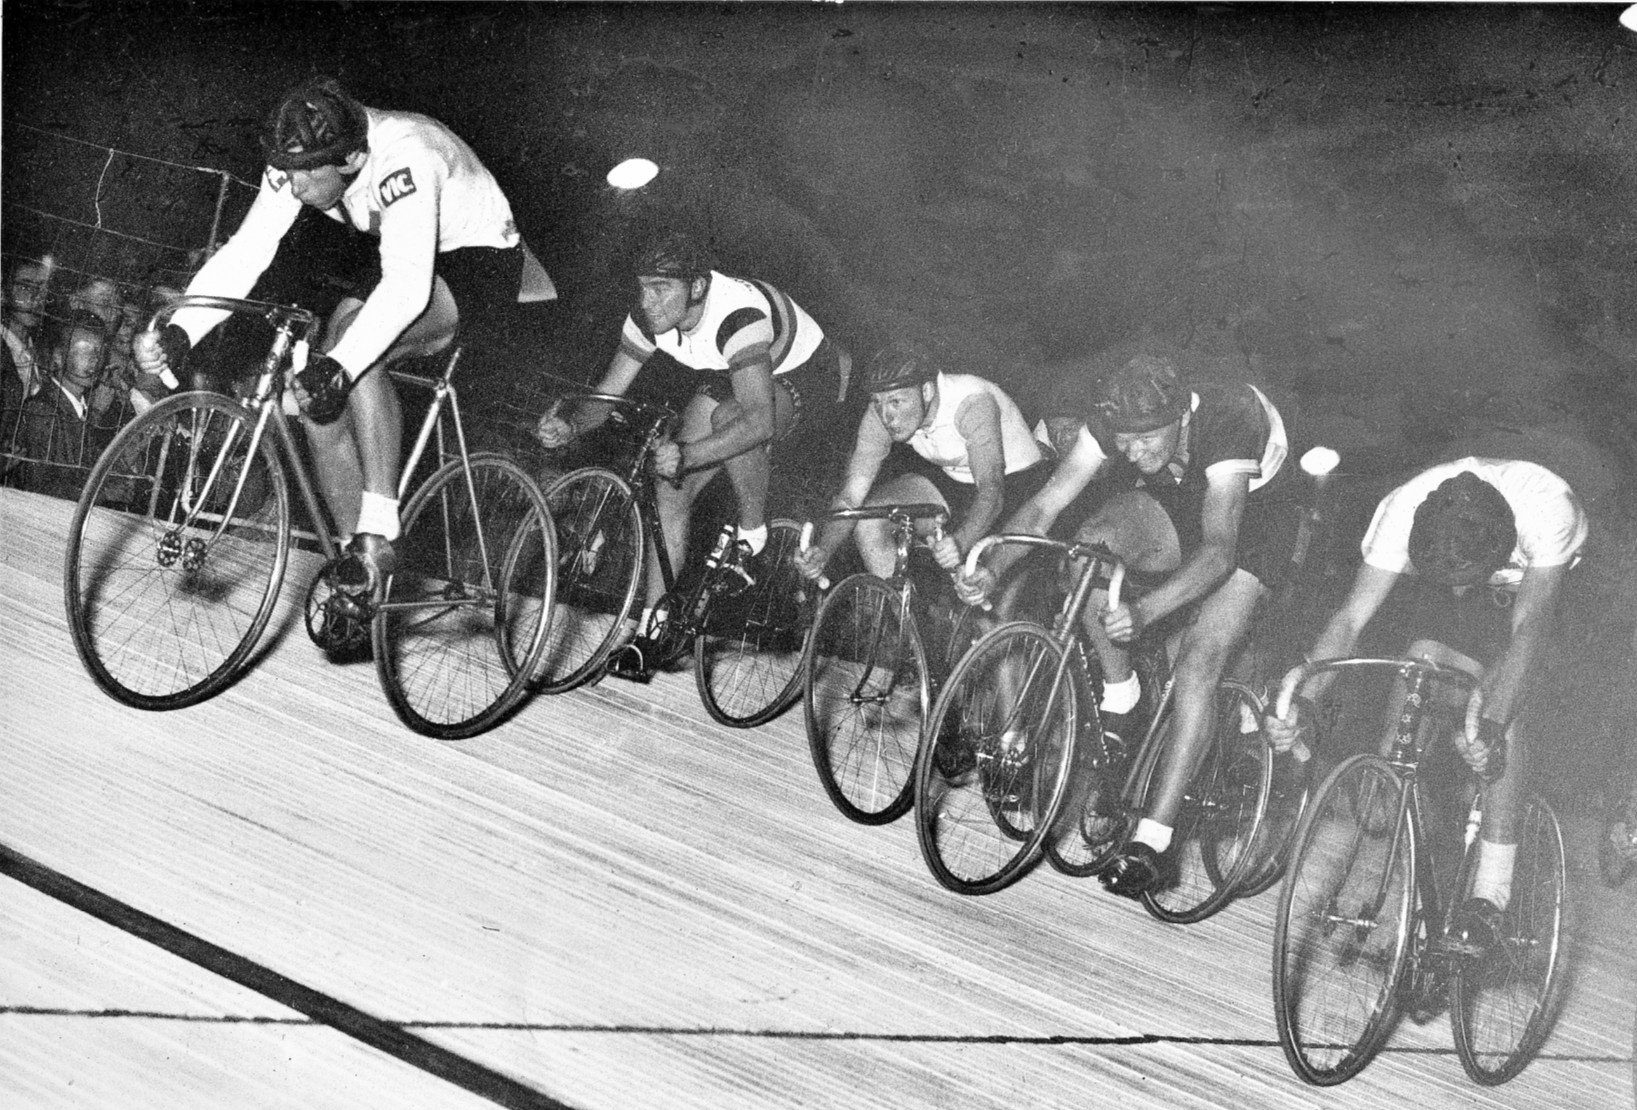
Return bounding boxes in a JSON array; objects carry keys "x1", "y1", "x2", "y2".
[
  {"x1": 1408, "y1": 471, "x2": 1517, "y2": 585},
  {"x1": 863, "y1": 340, "x2": 939, "y2": 394},
  {"x1": 1088, "y1": 353, "x2": 1190, "y2": 434},
  {"x1": 262, "y1": 77, "x2": 369, "y2": 171}
]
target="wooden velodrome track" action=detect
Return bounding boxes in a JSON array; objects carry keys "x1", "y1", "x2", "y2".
[{"x1": 2, "y1": 486, "x2": 1632, "y2": 1109}]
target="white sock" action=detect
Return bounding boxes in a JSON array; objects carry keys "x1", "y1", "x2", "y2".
[
  {"x1": 736, "y1": 523, "x2": 768, "y2": 556},
  {"x1": 1134, "y1": 818, "x2": 1173, "y2": 853},
  {"x1": 356, "y1": 491, "x2": 401, "y2": 541},
  {"x1": 1101, "y1": 672, "x2": 1141, "y2": 714},
  {"x1": 1472, "y1": 840, "x2": 1517, "y2": 911}
]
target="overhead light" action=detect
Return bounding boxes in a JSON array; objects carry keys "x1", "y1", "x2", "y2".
[
  {"x1": 1300, "y1": 446, "x2": 1341, "y2": 478},
  {"x1": 607, "y1": 158, "x2": 659, "y2": 190},
  {"x1": 1622, "y1": 5, "x2": 1637, "y2": 32}
]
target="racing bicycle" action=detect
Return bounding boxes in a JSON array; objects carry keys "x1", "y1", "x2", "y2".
[{"x1": 64, "y1": 295, "x2": 558, "y2": 739}]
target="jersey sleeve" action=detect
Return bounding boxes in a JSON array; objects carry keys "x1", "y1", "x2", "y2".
[
  {"x1": 618, "y1": 315, "x2": 658, "y2": 363},
  {"x1": 1359, "y1": 481, "x2": 1418, "y2": 574},
  {"x1": 171, "y1": 169, "x2": 302, "y2": 343},
  {"x1": 1516, "y1": 473, "x2": 1587, "y2": 567},
  {"x1": 716, "y1": 306, "x2": 775, "y2": 372},
  {"x1": 1196, "y1": 387, "x2": 1266, "y2": 484},
  {"x1": 326, "y1": 148, "x2": 445, "y2": 376}
]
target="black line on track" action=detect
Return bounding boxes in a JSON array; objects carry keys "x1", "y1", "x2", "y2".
[
  {"x1": 5, "y1": 1006, "x2": 1627, "y2": 1067},
  {"x1": 0, "y1": 844, "x2": 575, "y2": 1110}
]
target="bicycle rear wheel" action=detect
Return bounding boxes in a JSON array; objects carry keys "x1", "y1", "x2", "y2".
[
  {"x1": 695, "y1": 519, "x2": 811, "y2": 727},
  {"x1": 375, "y1": 453, "x2": 556, "y2": 739},
  {"x1": 1143, "y1": 681, "x2": 1272, "y2": 924},
  {"x1": 536, "y1": 466, "x2": 644, "y2": 694},
  {"x1": 1273, "y1": 754, "x2": 1415, "y2": 1086},
  {"x1": 64, "y1": 392, "x2": 290, "y2": 709},
  {"x1": 803, "y1": 574, "x2": 929, "y2": 825},
  {"x1": 1449, "y1": 795, "x2": 1567, "y2": 1085},
  {"x1": 914, "y1": 621, "x2": 1080, "y2": 896}
]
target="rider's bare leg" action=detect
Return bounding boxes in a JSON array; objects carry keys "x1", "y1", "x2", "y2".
[
  {"x1": 306, "y1": 279, "x2": 459, "y2": 540},
  {"x1": 645, "y1": 392, "x2": 721, "y2": 610},
  {"x1": 1143, "y1": 569, "x2": 1264, "y2": 827},
  {"x1": 854, "y1": 472, "x2": 945, "y2": 578},
  {"x1": 1073, "y1": 491, "x2": 1181, "y2": 689},
  {"x1": 712, "y1": 382, "x2": 795, "y2": 543}
]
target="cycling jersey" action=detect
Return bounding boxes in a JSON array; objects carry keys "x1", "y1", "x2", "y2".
[
  {"x1": 173, "y1": 106, "x2": 521, "y2": 377},
  {"x1": 904, "y1": 372, "x2": 1043, "y2": 484},
  {"x1": 1362, "y1": 457, "x2": 1587, "y2": 587},
  {"x1": 617, "y1": 272, "x2": 823, "y2": 377}
]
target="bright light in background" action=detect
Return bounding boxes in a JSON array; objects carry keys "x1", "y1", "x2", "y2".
[
  {"x1": 1622, "y1": 5, "x2": 1637, "y2": 33},
  {"x1": 607, "y1": 157, "x2": 659, "y2": 190},
  {"x1": 1300, "y1": 445, "x2": 1340, "y2": 478}
]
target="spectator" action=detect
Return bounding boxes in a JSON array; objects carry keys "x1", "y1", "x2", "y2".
[{"x1": 6, "y1": 309, "x2": 114, "y2": 497}]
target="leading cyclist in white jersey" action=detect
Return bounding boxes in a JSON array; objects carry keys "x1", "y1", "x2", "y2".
[{"x1": 135, "y1": 76, "x2": 546, "y2": 597}]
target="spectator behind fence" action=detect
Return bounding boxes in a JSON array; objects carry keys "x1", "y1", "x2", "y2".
[
  {"x1": 3, "y1": 257, "x2": 55, "y2": 410},
  {"x1": 4, "y1": 309, "x2": 117, "y2": 498}
]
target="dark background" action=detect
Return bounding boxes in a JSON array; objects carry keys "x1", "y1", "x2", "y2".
[{"x1": 4, "y1": 1, "x2": 1635, "y2": 806}]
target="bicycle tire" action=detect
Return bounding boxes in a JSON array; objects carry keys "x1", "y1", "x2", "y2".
[
  {"x1": 1449, "y1": 794, "x2": 1567, "y2": 1086},
  {"x1": 914, "y1": 621, "x2": 1080, "y2": 896},
  {"x1": 1236, "y1": 741, "x2": 1317, "y2": 899},
  {"x1": 1272, "y1": 753, "x2": 1415, "y2": 1086},
  {"x1": 1143, "y1": 681, "x2": 1273, "y2": 924},
  {"x1": 63, "y1": 392, "x2": 290, "y2": 710},
  {"x1": 803, "y1": 574, "x2": 930, "y2": 825},
  {"x1": 375, "y1": 452, "x2": 556, "y2": 739},
  {"x1": 695, "y1": 519, "x2": 812, "y2": 728},
  {"x1": 536, "y1": 466, "x2": 644, "y2": 694}
]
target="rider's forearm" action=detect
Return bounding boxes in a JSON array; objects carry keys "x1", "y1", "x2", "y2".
[
  {"x1": 1480, "y1": 610, "x2": 1550, "y2": 727},
  {"x1": 982, "y1": 499, "x2": 1055, "y2": 580},
  {"x1": 1135, "y1": 542, "x2": 1233, "y2": 628},
  {"x1": 952, "y1": 482, "x2": 1004, "y2": 557},
  {"x1": 680, "y1": 405, "x2": 775, "y2": 471}
]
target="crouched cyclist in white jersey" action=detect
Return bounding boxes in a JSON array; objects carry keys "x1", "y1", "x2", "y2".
[
  {"x1": 1265, "y1": 458, "x2": 1587, "y2": 957},
  {"x1": 135, "y1": 76, "x2": 548, "y2": 600},
  {"x1": 793, "y1": 339, "x2": 1050, "y2": 582}
]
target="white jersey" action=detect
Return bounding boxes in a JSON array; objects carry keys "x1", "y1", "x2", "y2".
[
  {"x1": 1361, "y1": 457, "x2": 1587, "y2": 587},
  {"x1": 173, "y1": 106, "x2": 519, "y2": 377},
  {"x1": 907, "y1": 372, "x2": 1043, "y2": 484}
]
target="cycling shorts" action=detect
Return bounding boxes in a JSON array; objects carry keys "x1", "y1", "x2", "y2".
[{"x1": 1130, "y1": 478, "x2": 1304, "y2": 593}]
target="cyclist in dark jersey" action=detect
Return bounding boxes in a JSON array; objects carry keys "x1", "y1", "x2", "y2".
[
  {"x1": 959, "y1": 351, "x2": 1299, "y2": 899},
  {"x1": 535, "y1": 232, "x2": 848, "y2": 672}
]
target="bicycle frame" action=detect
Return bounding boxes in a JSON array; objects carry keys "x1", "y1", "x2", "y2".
[
  {"x1": 147, "y1": 296, "x2": 492, "y2": 604},
  {"x1": 1279, "y1": 657, "x2": 1483, "y2": 982}
]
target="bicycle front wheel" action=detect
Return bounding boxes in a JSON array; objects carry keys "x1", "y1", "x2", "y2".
[
  {"x1": 536, "y1": 466, "x2": 644, "y2": 694},
  {"x1": 375, "y1": 453, "x2": 556, "y2": 739},
  {"x1": 695, "y1": 519, "x2": 811, "y2": 728},
  {"x1": 64, "y1": 392, "x2": 290, "y2": 709},
  {"x1": 1449, "y1": 794, "x2": 1567, "y2": 1086},
  {"x1": 1143, "y1": 681, "x2": 1272, "y2": 924},
  {"x1": 1272, "y1": 754, "x2": 1415, "y2": 1086},
  {"x1": 803, "y1": 574, "x2": 930, "y2": 825},
  {"x1": 914, "y1": 621, "x2": 1080, "y2": 896}
]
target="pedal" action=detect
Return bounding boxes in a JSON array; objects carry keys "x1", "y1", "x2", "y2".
[{"x1": 604, "y1": 642, "x2": 655, "y2": 684}]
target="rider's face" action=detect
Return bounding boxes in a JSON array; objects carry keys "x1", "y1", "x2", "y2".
[
  {"x1": 1113, "y1": 419, "x2": 1183, "y2": 474},
  {"x1": 286, "y1": 163, "x2": 350, "y2": 209},
  {"x1": 635, "y1": 275, "x2": 699, "y2": 334},
  {"x1": 870, "y1": 385, "x2": 929, "y2": 442}
]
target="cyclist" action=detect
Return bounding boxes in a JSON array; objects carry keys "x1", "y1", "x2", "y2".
[
  {"x1": 957, "y1": 351, "x2": 1298, "y2": 899},
  {"x1": 134, "y1": 76, "x2": 550, "y2": 597},
  {"x1": 1265, "y1": 460, "x2": 1587, "y2": 951},
  {"x1": 534, "y1": 231, "x2": 850, "y2": 675},
  {"x1": 793, "y1": 339, "x2": 1050, "y2": 583}
]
